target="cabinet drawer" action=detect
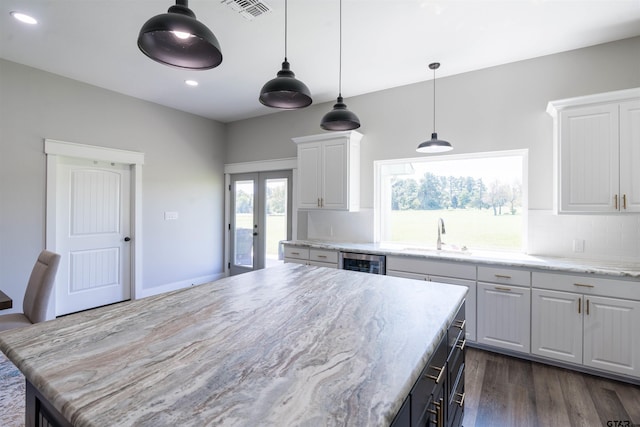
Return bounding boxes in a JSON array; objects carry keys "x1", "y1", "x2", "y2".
[
  {"x1": 411, "y1": 334, "x2": 447, "y2": 427},
  {"x1": 309, "y1": 249, "x2": 338, "y2": 264},
  {"x1": 386, "y1": 256, "x2": 476, "y2": 280},
  {"x1": 478, "y1": 266, "x2": 530, "y2": 286},
  {"x1": 283, "y1": 246, "x2": 309, "y2": 260},
  {"x1": 532, "y1": 271, "x2": 640, "y2": 300}
]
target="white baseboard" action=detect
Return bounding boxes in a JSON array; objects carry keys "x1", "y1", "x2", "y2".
[{"x1": 135, "y1": 272, "x2": 226, "y2": 299}]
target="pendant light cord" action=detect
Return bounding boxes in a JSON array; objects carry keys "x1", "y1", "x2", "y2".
[
  {"x1": 433, "y1": 65, "x2": 436, "y2": 133},
  {"x1": 338, "y1": 0, "x2": 343, "y2": 96},
  {"x1": 284, "y1": 0, "x2": 288, "y2": 60}
]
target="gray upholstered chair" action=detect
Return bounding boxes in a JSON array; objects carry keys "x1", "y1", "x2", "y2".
[{"x1": 0, "y1": 250, "x2": 61, "y2": 332}]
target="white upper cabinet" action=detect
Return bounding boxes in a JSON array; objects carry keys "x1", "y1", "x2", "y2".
[
  {"x1": 620, "y1": 99, "x2": 640, "y2": 212},
  {"x1": 547, "y1": 88, "x2": 640, "y2": 213},
  {"x1": 293, "y1": 131, "x2": 362, "y2": 211}
]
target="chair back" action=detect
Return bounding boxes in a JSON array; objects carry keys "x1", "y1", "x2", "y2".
[{"x1": 22, "y1": 250, "x2": 61, "y2": 323}]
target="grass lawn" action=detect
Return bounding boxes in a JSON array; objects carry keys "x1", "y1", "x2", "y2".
[
  {"x1": 389, "y1": 209, "x2": 523, "y2": 251},
  {"x1": 234, "y1": 213, "x2": 286, "y2": 259}
]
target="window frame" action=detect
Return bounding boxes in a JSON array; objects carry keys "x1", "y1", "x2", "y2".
[{"x1": 373, "y1": 149, "x2": 529, "y2": 253}]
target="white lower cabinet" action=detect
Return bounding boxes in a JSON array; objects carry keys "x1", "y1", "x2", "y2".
[
  {"x1": 386, "y1": 256, "x2": 477, "y2": 342},
  {"x1": 477, "y1": 282, "x2": 531, "y2": 353},
  {"x1": 532, "y1": 271, "x2": 640, "y2": 378},
  {"x1": 283, "y1": 245, "x2": 338, "y2": 268}
]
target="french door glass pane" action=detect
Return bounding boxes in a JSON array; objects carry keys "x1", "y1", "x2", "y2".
[
  {"x1": 234, "y1": 179, "x2": 254, "y2": 268},
  {"x1": 265, "y1": 178, "x2": 288, "y2": 268}
]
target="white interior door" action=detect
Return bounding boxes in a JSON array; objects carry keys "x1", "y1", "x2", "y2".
[{"x1": 56, "y1": 157, "x2": 131, "y2": 315}]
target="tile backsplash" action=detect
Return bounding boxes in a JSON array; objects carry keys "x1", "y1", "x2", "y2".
[
  {"x1": 300, "y1": 209, "x2": 640, "y2": 263},
  {"x1": 527, "y1": 210, "x2": 640, "y2": 262}
]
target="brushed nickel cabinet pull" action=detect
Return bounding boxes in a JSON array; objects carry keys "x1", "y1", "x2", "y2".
[
  {"x1": 291, "y1": 251, "x2": 300, "y2": 255},
  {"x1": 453, "y1": 319, "x2": 466, "y2": 330},
  {"x1": 614, "y1": 194, "x2": 619, "y2": 210},
  {"x1": 494, "y1": 286, "x2": 512, "y2": 292},
  {"x1": 494, "y1": 274, "x2": 512, "y2": 279},
  {"x1": 578, "y1": 297, "x2": 582, "y2": 314},
  {"x1": 456, "y1": 339, "x2": 466, "y2": 351},
  {"x1": 573, "y1": 283, "x2": 594, "y2": 288},
  {"x1": 426, "y1": 365, "x2": 445, "y2": 384},
  {"x1": 317, "y1": 255, "x2": 327, "y2": 258},
  {"x1": 454, "y1": 392, "x2": 466, "y2": 407},
  {"x1": 428, "y1": 400, "x2": 443, "y2": 427},
  {"x1": 317, "y1": 198, "x2": 320, "y2": 207},
  {"x1": 623, "y1": 194, "x2": 627, "y2": 209},
  {"x1": 586, "y1": 299, "x2": 590, "y2": 315}
]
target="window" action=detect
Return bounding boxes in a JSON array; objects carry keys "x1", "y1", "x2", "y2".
[{"x1": 375, "y1": 150, "x2": 527, "y2": 253}]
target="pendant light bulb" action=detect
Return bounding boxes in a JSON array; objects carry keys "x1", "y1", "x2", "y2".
[
  {"x1": 137, "y1": 0, "x2": 222, "y2": 70},
  {"x1": 259, "y1": 0, "x2": 312, "y2": 109},
  {"x1": 416, "y1": 62, "x2": 452, "y2": 153},
  {"x1": 320, "y1": 0, "x2": 360, "y2": 131}
]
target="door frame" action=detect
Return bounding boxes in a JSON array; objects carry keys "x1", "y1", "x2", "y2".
[
  {"x1": 44, "y1": 139, "x2": 145, "y2": 316},
  {"x1": 224, "y1": 157, "x2": 298, "y2": 276}
]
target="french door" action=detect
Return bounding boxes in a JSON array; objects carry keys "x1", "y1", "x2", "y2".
[{"x1": 229, "y1": 170, "x2": 292, "y2": 275}]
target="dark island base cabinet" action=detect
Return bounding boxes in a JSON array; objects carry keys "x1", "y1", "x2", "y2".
[
  {"x1": 26, "y1": 380, "x2": 73, "y2": 427},
  {"x1": 391, "y1": 301, "x2": 465, "y2": 427}
]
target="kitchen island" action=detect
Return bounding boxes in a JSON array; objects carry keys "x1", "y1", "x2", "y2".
[{"x1": 0, "y1": 263, "x2": 466, "y2": 427}]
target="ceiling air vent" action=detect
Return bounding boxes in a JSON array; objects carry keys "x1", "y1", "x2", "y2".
[{"x1": 222, "y1": 0, "x2": 272, "y2": 21}]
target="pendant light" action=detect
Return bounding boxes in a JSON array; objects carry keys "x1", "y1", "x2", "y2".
[
  {"x1": 138, "y1": 0, "x2": 222, "y2": 70},
  {"x1": 320, "y1": 0, "x2": 360, "y2": 131},
  {"x1": 259, "y1": 0, "x2": 312, "y2": 109},
  {"x1": 416, "y1": 62, "x2": 453, "y2": 153}
]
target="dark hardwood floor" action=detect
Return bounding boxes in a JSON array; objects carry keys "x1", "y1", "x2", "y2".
[{"x1": 463, "y1": 348, "x2": 640, "y2": 427}]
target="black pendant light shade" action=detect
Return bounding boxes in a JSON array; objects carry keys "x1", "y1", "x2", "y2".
[
  {"x1": 321, "y1": 0, "x2": 360, "y2": 131},
  {"x1": 320, "y1": 96, "x2": 360, "y2": 130},
  {"x1": 259, "y1": 0, "x2": 312, "y2": 109},
  {"x1": 416, "y1": 133, "x2": 453, "y2": 153},
  {"x1": 416, "y1": 62, "x2": 453, "y2": 153},
  {"x1": 138, "y1": 0, "x2": 222, "y2": 70},
  {"x1": 259, "y1": 59, "x2": 312, "y2": 109}
]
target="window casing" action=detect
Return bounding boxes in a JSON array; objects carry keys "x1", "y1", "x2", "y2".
[{"x1": 374, "y1": 150, "x2": 528, "y2": 253}]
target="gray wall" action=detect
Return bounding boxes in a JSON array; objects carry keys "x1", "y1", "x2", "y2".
[
  {"x1": 0, "y1": 59, "x2": 226, "y2": 311},
  {"x1": 226, "y1": 36, "x2": 640, "y2": 212}
]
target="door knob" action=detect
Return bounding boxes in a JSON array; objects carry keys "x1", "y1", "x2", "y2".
[{"x1": 124, "y1": 237, "x2": 131, "y2": 242}]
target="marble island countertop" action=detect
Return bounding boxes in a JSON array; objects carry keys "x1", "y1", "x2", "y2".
[
  {"x1": 283, "y1": 240, "x2": 640, "y2": 279},
  {"x1": 0, "y1": 263, "x2": 467, "y2": 427}
]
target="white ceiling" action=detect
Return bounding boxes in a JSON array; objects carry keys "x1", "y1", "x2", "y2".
[{"x1": 1, "y1": 0, "x2": 639, "y2": 123}]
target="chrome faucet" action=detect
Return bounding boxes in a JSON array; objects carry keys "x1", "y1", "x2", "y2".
[{"x1": 437, "y1": 218, "x2": 446, "y2": 250}]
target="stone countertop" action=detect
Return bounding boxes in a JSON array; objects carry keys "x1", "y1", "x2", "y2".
[
  {"x1": 0, "y1": 263, "x2": 467, "y2": 427},
  {"x1": 282, "y1": 241, "x2": 640, "y2": 279}
]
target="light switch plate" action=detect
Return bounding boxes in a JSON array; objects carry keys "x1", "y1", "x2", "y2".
[
  {"x1": 572, "y1": 239, "x2": 585, "y2": 253},
  {"x1": 164, "y1": 211, "x2": 178, "y2": 220}
]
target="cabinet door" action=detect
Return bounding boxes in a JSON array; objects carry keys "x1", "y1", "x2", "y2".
[
  {"x1": 583, "y1": 295, "x2": 640, "y2": 377},
  {"x1": 559, "y1": 104, "x2": 619, "y2": 212},
  {"x1": 321, "y1": 140, "x2": 349, "y2": 210},
  {"x1": 477, "y1": 282, "x2": 530, "y2": 353},
  {"x1": 619, "y1": 99, "x2": 640, "y2": 212},
  {"x1": 531, "y1": 289, "x2": 583, "y2": 364},
  {"x1": 297, "y1": 142, "x2": 322, "y2": 209}
]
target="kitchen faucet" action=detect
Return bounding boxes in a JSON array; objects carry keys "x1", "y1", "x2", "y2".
[{"x1": 437, "y1": 218, "x2": 446, "y2": 250}]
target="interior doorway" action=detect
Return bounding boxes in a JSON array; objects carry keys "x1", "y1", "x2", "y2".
[
  {"x1": 45, "y1": 139, "x2": 144, "y2": 317},
  {"x1": 229, "y1": 170, "x2": 292, "y2": 275}
]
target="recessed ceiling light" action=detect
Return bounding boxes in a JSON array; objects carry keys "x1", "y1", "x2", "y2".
[
  {"x1": 10, "y1": 11, "x2": 38, "y2": 25},
  {"x1": 185, "y1": 80, "x2": 199, "y2": 87}
]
